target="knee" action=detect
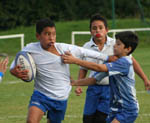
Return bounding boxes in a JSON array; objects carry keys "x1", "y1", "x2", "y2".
[{"x1": 26, "y1": 118, "x2": 37, "y2": 123}]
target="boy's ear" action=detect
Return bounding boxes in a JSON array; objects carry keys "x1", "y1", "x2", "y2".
[
  {"x1": 125, "y1": 46, "x2": 132, "y2": 54},
  {"x1": 36, "y1": 33, "x2": 40, "y2": 40},
  {"x1": 106, "y1": 27, "x2": 109, "y2": 33}
]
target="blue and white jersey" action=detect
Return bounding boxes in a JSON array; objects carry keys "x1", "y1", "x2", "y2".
[
  {"x1": 94, "y1": 56, "x2": 139, "y2": 113},
  {"x1": 10, "y1": 42, "x2": 108, "y2": 101}
]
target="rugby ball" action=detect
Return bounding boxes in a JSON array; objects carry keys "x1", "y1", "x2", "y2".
[{"x1": 15, "y1": 51, "x2": 36, "y2": 82}]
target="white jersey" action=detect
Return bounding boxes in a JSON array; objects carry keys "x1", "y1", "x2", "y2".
[
  {"x1": 10, "y1": 42, "x2": 108, "y2": 100},
  {"x1": 81, "y1": 36, "x2": 116, "y2": 85}
]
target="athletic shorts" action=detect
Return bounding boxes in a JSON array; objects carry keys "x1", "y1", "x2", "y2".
[
  {"x1": 28, "y1": 90, "x2": 67, "y2": 123},
  {"x1": 106, "y1": 110, "x2": 138, "y2": 123},
  {"x1": 84, "y1": 85, "x2": 110, "y2": 115}
]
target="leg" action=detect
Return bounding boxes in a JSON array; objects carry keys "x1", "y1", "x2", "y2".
[
  {"x1": 46, "y1": 99, "x2": 68, "y2": 123},
  {"x1": 83, "y1": 114, "x2": 95, "y2": 123},
  {"x1": 94, "y1": 110, "x2": 108, "y2": 123},
  {"x1": 47, "y1": 111, "x2": 64, "y2": 123},
  {"x1": 47, "y1": 119, "x2": 51, "y2": 123},
  {"x1": 111, "y1": 118, "x2": 120, "y2": 123},
  {"x1": 83, "y1": 86, "x2": 100, "y2": 123},
  {"x1": 26, "y1": 106, "x2": 44, "y2": 123}
]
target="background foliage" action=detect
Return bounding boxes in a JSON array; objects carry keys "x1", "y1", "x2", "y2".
[{"x1": 0, "y1": 0, "x2": 150, "y2": 30}]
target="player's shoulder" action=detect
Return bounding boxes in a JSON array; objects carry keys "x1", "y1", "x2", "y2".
[
  {"x1": 25, "y1": 42, "x2": 40, "y2": 48},
  {"x1": 83, "y1": 40, "x2": 92, "y2": 48},
  {"x1": 122, "y1": 56, "x2": 132, "y2": 64},
  {"x1": 115, "y1": 56, "x2": 132, "y2": 66},
  {"x1": 107, "y1": 36, "x2": 116, "y2": 46},
  {"x1": 55, "y1": 42, "x2": 71, "y2": 49},
  {"x1": 56, "y1": 42, "x2": 69, "y2": 47},
  {"x1": 23, "y1": 42, "x2": 40, "y2": 52}
]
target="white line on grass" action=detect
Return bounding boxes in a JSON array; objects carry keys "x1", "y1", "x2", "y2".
[
  {"x1": 136, "y1": 91, "x2": 147, "y2": 94},
  {"x1": 65, "y1": 114, "x2": 150, "y2": 118},
  {"x1": 66, "y1": 115, "x2": 82, "y2": 118},
  {"x1": 4, "y1": 80, "x2": 23, "y2": 84},
  {"x1": 0, "y1": 115, "x2": 26, "y2": 120},
  {"x1": 0, "y1": 113, "x2": 149, "y2": 120},
  {"x1": 139, "y1": 113, "x2": 150, "y2": 117},
  {"x1": 4, "y1": 81, "x2": 149, "y2": 94}
]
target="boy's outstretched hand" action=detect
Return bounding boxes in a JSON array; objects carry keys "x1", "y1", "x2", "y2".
[
  {"x1": 144, "y1": 80, "x2": 150, "y2": 91},
  {"x1": 61, "y1": 51, "x2": 78, "y2": 64},
  {"x1": 75, "y1": 86, "x2": 83, "y2": 96},
  {"x1": 0, "y1": 57, "x2": 9, "y2": 74},
  {"x1": 107, "y1": 55, "x2": 118, "y2": 62}
]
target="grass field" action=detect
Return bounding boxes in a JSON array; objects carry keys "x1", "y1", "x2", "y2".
[{"x1": 0, "y1": 18, "x2": 150, "y2": 123}]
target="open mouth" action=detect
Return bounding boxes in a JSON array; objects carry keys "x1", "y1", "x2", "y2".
[{"x1": 48, "y1": 42, "x2": 54, "y2": 46}]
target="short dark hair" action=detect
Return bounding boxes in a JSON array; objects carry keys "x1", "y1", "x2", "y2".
[
  {"x1": 115, "y1": 31, "x2": 139, "y2": 55},
  {"x1": 36, "y1": 18, "x2": 55, "y2": 34},
  {"x1": 90, "y1": 13, "x2": 108, "y2": 30}
]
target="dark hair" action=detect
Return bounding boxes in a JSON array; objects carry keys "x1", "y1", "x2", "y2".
[
  {"x1": 90, "y1": 13, "x2": 108, "y2": 30},
  {"x1": 36, "y1": 18, "x2": 55, "y2": 34},
  {"x1": 115, "y1": 31, "x2": 139, "y2": 55}
]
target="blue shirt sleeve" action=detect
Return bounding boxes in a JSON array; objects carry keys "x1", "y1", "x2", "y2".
[
  {"x1": 106, "y1": 57, "x2": 131, "y2": 76},
  {"x1": 92, "y1": 72, "x2": 108, "y2": 84}
]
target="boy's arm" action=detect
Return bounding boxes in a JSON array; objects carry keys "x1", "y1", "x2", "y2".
[
  {"x1": 63, "y1": 44, "x2": 109, "y2": 61},
  {"x1": 10, "y1": 61, "x2": 29, "y2": 80},
  {"x1": 75, "y1": 69, "x2": 87, "y2": 96},
  {"x1": 92, "y1": 72, "x2": 109, "y2": 84},
  {"x1": 0, "y1": 57, "x2": 9, "y2": 83},
  {"x1": 0, "y1": 57, "x2": 9, "y2": 73},
  {"x1": 71, "y1": 72, "x2": 108, "y2": 86},
  {"x1": 132, "y1": 57, "x2": 150, "y2": 90},
  {"x1": 71, "y1": 77, "x2": 97, "y2": 86},
  {"x1": 62, "y1": 52, "x2": 108, "y2": 72}
]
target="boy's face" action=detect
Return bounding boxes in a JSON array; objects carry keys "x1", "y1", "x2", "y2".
[
  {"x1": 114, "y1": 39, "x2": 131, "y2": 57},
  {"x1": 36, "y1": 26, "x2": 56, "y2": 50},
  {"x1": 90, "y1": 20, "x2": 108, "y2": 42}
]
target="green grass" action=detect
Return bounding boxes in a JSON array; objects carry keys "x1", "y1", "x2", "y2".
[{"x1": 0, "y1": 18, "x2": 150, "y2": 122}]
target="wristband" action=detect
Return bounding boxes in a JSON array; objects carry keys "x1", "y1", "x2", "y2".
[{"x1": 0, "y1": 72, "x2": 4, "y2": 77}]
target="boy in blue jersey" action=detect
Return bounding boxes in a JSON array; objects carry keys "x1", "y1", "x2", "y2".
[
  {"x1": 61, "y1": 31, "x2": 150, "y2": 123},
  {"x1": 74, "y1": 13, "x2": 150, "y2": 123},
  {"x1": 10, "y1": 18, "x2": 113, "y2": 123},
  {"x1": 0, "y1": 57, "x2": 9, "y2": 83}
]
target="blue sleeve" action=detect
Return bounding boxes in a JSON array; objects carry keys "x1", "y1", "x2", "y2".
[
  {"x1": 106, "y1": 58, "x2": 130, "y2": 76},
  {"x1": 92, "y1": 72, "x2": 108, "y2": 84}
]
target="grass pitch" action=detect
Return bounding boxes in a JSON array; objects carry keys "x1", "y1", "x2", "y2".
[
  {"x1": 0, "y1": 46, "x2": 150, "y2": 123},
  {"x1": 0, "y1": 18, "x2": 150, "y2": 123}
]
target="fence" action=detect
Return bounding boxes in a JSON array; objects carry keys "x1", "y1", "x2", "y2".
[
  {"x1": 71, "y1": 28, "x2": 150, "y2": 45},
  {"x1": 0, "y1": 34, "x2": 24, "y2": 50}
]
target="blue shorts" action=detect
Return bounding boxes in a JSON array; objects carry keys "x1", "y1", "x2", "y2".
[
  {"x1": 106, "y1": 110, "x2": 138, "y2": 123},
  {"x1": 28, "y1": 90, "x2": 67, "y2": 123},
  {"x1": 84, "y1": 85, "x2": 110, "y2": 115}
]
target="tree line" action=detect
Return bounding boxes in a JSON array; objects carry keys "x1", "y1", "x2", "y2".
[{"x1": 0, "y1": 0, "x2": 149, "y2": 30}]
